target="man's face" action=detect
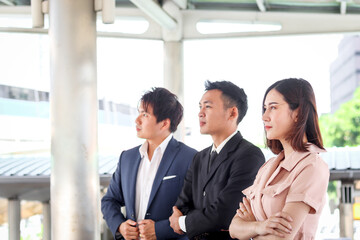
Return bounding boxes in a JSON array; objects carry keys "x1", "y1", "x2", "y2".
[
  {"x1": 198, "y1": 89, "x2": 230, "y2": 136},
  {"x1": 135, "y1": 102, "x2": 163, "y2": 140}
]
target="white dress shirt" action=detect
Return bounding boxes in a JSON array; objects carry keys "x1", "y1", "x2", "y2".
[
  {"x1": 179, "y1": 130, "x2": 238, "y2": 232},
  {"x1": 135, "y1": 134, "x2": 173, "y2": 221}
]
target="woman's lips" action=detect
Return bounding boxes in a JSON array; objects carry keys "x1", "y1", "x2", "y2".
[{"x1": 264, "y1": 126, "x2": 272, "y2": 130}]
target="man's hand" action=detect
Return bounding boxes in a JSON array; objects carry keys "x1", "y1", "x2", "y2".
[
  {"x1": 119, "y1": 219, "x2": 139, "y2": 240},
  {"x1": 138, "y1": 219, "x2": 156, "y2": 240},
  {"x1": 169, "y1": 206, "x2": 184, "y2": 235}
]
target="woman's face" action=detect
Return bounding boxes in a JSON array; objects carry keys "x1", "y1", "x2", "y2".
[{"x1": 262, "y1": 89, "x2": 298, "y2": 143}]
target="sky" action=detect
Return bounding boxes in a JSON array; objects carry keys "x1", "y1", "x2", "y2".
[{"x1": 0, "y1": 31, "x2": 344, "y2": 149}]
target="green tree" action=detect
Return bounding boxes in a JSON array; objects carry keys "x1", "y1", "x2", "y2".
[
  {"x1": 319, "y1": 87, "x2": 360, "y2": 204},
  {"x1": 320, "y1": 87, "x2": 360, "y2": 147}
]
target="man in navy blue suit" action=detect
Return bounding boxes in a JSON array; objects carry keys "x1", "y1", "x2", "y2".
[{"x1": 101, "y1": 88, "x2": 197, "y2": 240}]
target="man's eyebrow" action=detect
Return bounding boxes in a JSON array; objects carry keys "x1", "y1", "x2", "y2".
[{"x1": 199, "y1": 100, "x2": 213, "y2": 105}]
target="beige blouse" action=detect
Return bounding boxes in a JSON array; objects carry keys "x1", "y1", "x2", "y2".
[{"x1": 243, "y1": 144, "x2": 329, "y2": 239}]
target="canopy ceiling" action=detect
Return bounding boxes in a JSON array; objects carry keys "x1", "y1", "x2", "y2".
[
  {"x1": 0, "y1": 0, "x2": 360, "y2": 39},
  {"x1": 1, "y1": 0, "x2": 360, "y2": 14}
]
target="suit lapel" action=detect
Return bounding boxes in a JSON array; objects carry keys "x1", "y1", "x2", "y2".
[
  {"x1": 146, "y1": 138, "x2": 179, "y2": 210},
  {"x1": 127, "y1": 152, "x2": 142, "y2": 216},
  {"x1": 200, "y1": 147, "x2": 212, "y2": 185},
  {"x1": 203, "y1": 132, "x2": 242, "y2": 189}
]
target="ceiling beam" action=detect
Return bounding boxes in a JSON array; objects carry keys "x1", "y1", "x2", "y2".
[
  {"x1": 2, "y1": 7, "x2": 360, "y2": 40},
  {"x1": 0, "y1": 0, "x2": 15, "y2": 6},
  {"x1": 0, "y1": 6, "x2": 30, "y2": 14},
  {"x1": 256, "y1": 0, "x2": 266, "y2": 12},
  {"x1": 0, "y1": 7, "x2": 163, "y2": 39},
  {"x1": 172, "y1": 0, "x2": 187, "y2": 9},
  {"x1": 340, "y1": 0, "x2": 347, "y2": 15},
  {"x1": 182, "y1": 10, "x2": 360, "y2": 39},
  {"x1": 130, "y1": 0, "x2": 177, "y2": 30}
]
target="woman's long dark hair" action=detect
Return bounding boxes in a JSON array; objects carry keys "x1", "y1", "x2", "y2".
[{"x1": 263, "y1": 78, "x2": 324, "y2": 154}]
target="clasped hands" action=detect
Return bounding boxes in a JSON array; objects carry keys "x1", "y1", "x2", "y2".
[
  {"x1": 119, "y1": 219, "x2": 156, "y2": 240},
  {"x1": 237, "y1": 197, "x2": 293, "y2": 239}
]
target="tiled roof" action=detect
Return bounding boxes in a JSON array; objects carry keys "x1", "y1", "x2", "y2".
[
  {"x1": 0, "y1": 155, "x2": 118, "y2": 178},
  {"x1": 0, "y1": 155, "x2": 119, "y2": 201}
]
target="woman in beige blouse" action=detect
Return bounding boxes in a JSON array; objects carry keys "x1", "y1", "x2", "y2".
[{"x1": 229, "y1": 78, "x2": 329, "y2": 240}]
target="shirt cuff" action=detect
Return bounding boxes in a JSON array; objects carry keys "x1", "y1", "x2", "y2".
[
  {"x1": 179, "y1": 215, "x2": 187, "y2": 232},
  {"x1": 115, "y1": 231, "x2": 124, "y2": 240}
]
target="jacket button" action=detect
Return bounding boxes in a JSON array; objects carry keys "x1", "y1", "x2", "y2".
[
  {"x1": 146, "y1": 213, "x2": 151, "y2": 216},
  {"x1": 131, "y1": 214, "x2": 135, "y2": 218},
  {"x1": 203, "y1": 191, "x2": 206, "y2": 197}
]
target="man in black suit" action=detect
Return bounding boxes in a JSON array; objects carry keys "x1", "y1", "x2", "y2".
[{"x1": 169, "y1": 80, "x2": 265, "y2": 240}]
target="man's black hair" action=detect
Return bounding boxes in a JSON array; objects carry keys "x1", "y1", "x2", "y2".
[
  {"x1": 141, "y1": 87, "x2": 183, "y2": 132},
  {"x1": 205, "y1": 80, "x2": 248, "y2": 124}
]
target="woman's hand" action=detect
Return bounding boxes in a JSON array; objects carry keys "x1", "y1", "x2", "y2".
[
  {"x1": 231, "y1": 201, "x2": 309, "y2": 239},
  {"x1": 254, "y1": 211, "x2": 293, "y2": 238},
  {"x1": 237, "y1": 197, "x2": 256, "y2": 222}
]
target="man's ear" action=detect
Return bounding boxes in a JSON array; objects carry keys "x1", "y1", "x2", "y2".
[
  {"x1": 161, "y1": 118, "x2": 171, "y2": 131},
  {"x1": 229, "y1": 107, "x2": 238, "y2": 121}
]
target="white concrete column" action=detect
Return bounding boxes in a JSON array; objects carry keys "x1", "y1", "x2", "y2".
[
  {"x1": 8, "y1": 198, "x2": 20, "y2": 240},
  {"x1": 163, "y1": 41, "x2": 185, "y2": 141},
  {"x1": 339, "y1": 203, "x2": 354, "y2": 239},
  {"x1": 49, "y1": 0, "x2": 99, "y2": 239},
  {"x1": 339, "y1": 182, "x2": 354, "y2": 239},
  {"x1": 42, "y1": 201, "x2": 51, "y2": 240}
]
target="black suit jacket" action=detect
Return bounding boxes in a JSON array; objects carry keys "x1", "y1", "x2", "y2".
[{"x1": 175, "y1": 132, "x2": 265, "y2": 239}]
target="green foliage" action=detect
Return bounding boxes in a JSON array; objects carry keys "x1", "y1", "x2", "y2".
[
  {"x1": 320, "y1": 88, "x2": 360, "y2": 205},
  {"x1": 320, "y1": 87, "x2": 360, "y2": 147},
  {"x1": 327, "y1": 181, "x2": 337, "y2": 201}
]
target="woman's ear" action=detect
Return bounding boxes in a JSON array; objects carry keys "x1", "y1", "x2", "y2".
[{"x1": 293, "y1": 108, "x2": 299, "y2": 122}]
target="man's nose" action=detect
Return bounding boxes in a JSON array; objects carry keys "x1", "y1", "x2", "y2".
[
  {"x1": 198, "y1": 109, "x2": 204, "y2": 118},
  {"x1": 135, "y1": 115, "x2": 141, "y2": 124}
]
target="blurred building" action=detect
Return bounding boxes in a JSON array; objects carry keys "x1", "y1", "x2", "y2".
[
  {"x1": 0, "y1": 84, "x2": 139, "y2": 155},
  {"x1": 330, "y1": 35, "x2": 360, "y2": 113}
]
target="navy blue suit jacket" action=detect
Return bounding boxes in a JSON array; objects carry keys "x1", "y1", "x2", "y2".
[{"x1": 101, "y1": 137, "x2": 197, "y2": 240}]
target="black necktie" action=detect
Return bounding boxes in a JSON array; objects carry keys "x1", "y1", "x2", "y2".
[{"x1": 208, "y1": 151, "x2": 218, "y2": 173}]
